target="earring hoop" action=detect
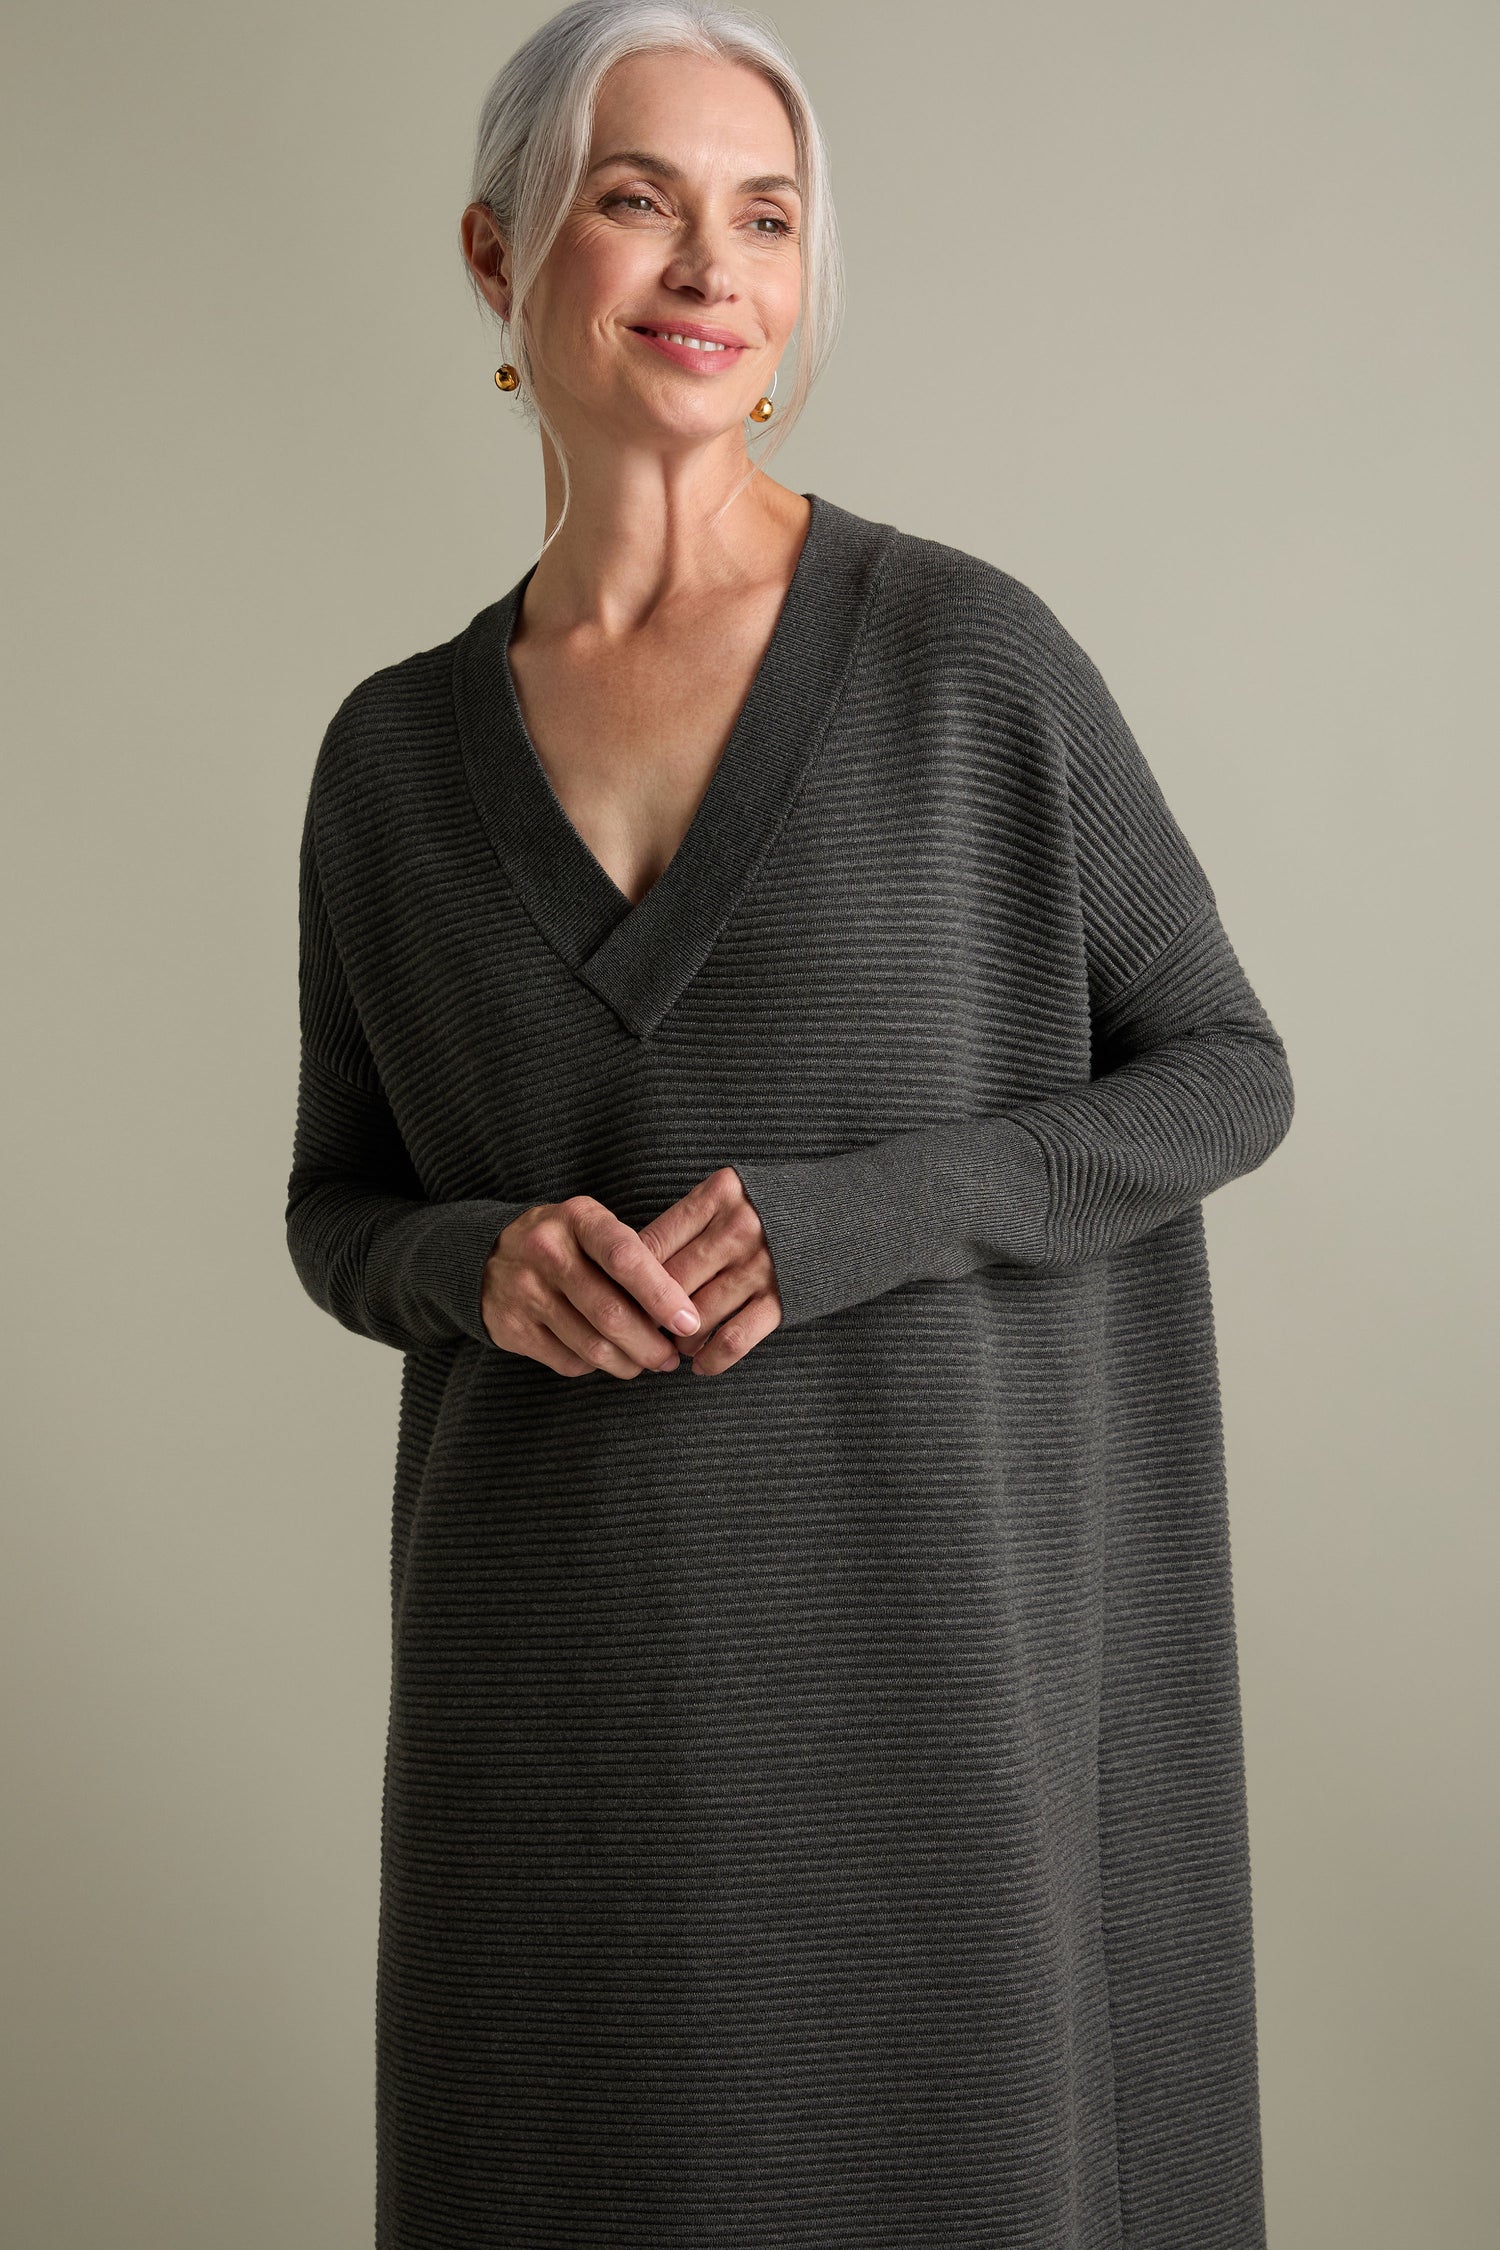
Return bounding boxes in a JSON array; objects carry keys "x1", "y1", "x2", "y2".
[{"x1": 748, "y1": 365, "x2": 778, "y2": 424}]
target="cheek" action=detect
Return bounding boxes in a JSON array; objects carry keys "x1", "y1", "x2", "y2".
[
  {"x1": 555, "y1": 221, "x2": 654, "y2": 319},
  {"x1": 761, "y1": 263, "x2": 803, "y2": 350}
]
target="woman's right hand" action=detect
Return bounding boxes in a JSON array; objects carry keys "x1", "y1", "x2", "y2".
[{"x1": 480, "y1": 1197, "x2": 704, "y2": 1377}]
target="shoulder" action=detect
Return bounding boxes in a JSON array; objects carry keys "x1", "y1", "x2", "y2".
[
  {"x1": 314, "y1": 629, "x2": 459, "y2": 766},
  {"x1": 878, "y1": 511, "x2": 1050, "y2": 621},
  {"x1": 820, "y1": 499, "x2": 1120, "y2": 741},
  {"x1": 305, "y1": 614, "x2": 482, "y2": 830}
]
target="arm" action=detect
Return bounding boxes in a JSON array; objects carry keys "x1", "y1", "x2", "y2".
[
  {"x1": 285, "y1": 787, "x2": 534, "y2": 1353},
  {"x1": 732, "y1": 616, "x2": 1295, "y2": 1333}
]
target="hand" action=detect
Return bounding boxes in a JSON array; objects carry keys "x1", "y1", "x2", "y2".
[
  {"x1": 480, "y1": 1197, "x2": 704, "y2": 1378},
  {"x1": 638, "y1": 1166, "x2": 783, "y2": 1377}
]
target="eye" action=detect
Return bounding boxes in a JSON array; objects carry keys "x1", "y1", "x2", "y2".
[
  {"x1": 602, "y1": 192, "x2": 664, "y2": 217},
  {"x1": 750, "y1": 214, "x2": 794, "y2": 237}
]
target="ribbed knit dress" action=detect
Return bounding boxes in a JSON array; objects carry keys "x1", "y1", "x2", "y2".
[{"x1": 285, "y1": 491, "x2": 1295, "y2": 2250}]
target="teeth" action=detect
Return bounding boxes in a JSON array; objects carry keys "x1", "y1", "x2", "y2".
[{"x1": 648, "y1": 330, "x2": 728, "y2": 350}]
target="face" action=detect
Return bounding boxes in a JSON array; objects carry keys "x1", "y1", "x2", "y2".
[{"x1": 481, "y1": 49, "x2": 803, "y2": 451}]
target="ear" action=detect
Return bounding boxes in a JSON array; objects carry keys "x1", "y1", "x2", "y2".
[
  {"x1": 460, "y1": 203, "x2": 510, "y2": 321},
  {"x1": 493, "y1": 233, "x2": 514, "y2": 326}
]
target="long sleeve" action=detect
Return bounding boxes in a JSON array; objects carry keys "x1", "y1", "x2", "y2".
[
  {"x1": 732, "y1": 616, "x2": 1295, "y2": 1334},
  {"x1": 285, "y1": 786, "x2": 535, "y2": 1353}
]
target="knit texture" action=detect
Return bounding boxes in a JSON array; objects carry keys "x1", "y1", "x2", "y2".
[{"x1": 286, "y1": 492, "x2": 1294, "y2": 2249}]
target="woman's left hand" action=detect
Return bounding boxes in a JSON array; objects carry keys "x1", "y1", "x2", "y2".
[{"x1": 639, "y1": 1167, "x2": 783, "y2": 1376}]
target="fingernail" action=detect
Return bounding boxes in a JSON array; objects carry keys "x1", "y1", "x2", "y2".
[{"x1": 670, "y1": 1309, "x2": 700, "y2": 1334}]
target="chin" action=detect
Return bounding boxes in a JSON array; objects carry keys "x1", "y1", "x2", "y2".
[{"x1": 627, "y1": 397, "x2": 749, "y2": 446}]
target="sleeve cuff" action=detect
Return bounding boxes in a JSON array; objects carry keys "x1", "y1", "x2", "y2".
[
  {"x1": 364, "y1": 1197, "x2": 537, "y2": 1349},
  {"x1": 733, "y1": 1114, "x2": 1053, "y2": 1332}
]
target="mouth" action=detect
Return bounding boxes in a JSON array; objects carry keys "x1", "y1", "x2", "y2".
[{"x1": 626, "y1": 323, "x2": 751, "y2": 372}]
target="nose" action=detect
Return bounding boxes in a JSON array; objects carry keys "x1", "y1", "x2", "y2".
[{"x1": 660, "y1": 216, "x2": 735, "y2": 304}]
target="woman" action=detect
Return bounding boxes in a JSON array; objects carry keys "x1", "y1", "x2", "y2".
[{"x1": 285, "y1": 3, "x2": 1295, "y2": 2244}]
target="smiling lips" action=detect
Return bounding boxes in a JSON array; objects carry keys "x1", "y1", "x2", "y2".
[{"x1": 628, "y1": 322, "x2": 751, "y2": 371}]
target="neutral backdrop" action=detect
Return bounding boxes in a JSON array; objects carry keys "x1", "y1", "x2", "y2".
[{"x1": 4, "y1": 3, "x2": 1495, "y2": 2244}]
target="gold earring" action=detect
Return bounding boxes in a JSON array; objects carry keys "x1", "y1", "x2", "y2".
[
  {"x1": 494, "y1": 363, "x2": 520, "y2": 392},
  {"x1": 748, "y1": 364, "x2": 778, "y2": 423}
]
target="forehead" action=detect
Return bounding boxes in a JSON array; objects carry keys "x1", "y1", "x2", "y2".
[{"x1": 588, "y1": 49, "x2": 798, "y2": 177}]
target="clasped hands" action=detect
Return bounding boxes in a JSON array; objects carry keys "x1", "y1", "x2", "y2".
[{"x1": 479, "y1": 1166, "x2": 781, "y2": 1380}]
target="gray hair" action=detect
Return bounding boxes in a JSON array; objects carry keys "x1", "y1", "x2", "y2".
[{"x1": 465, "y1": 0, "x2": 843, "y2": 525}]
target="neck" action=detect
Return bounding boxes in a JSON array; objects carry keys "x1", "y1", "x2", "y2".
[{"x1": 519, "y1": 427, "x2": 808, "y2": 636}]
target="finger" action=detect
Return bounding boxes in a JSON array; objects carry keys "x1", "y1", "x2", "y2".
[
  {"x1": 678, "y1": 1258, "x2": 762, "y2": 1353},
  {"x1": 659, "y1": 1199, "x2": 769, "y2": 1303},
  {"x1": 565, "y1": 1197, "x2": 704, "y2": 1341},
  {"x1": 637, "y1": 1167, "x2": 742, "y2": 1268},
  {"x1": 485, "y1": 1286, "x2": 599, "y2": 1377},
  {"x1": 549, "y1": 1267, "x2": 683, "y2": 1376},
  {"x1": 688, "y1": 1289, "x2": 783, "y2": 1378},
  {"x1": 557, "y1": 1263, "x2": 687, "y2": 1373},
  {"x1": 518, "y1": 1319, "x2": 598, "y2": 1379},
  {"x1": 529, "y1": 1199, "x2": 693, "y2": 1366},
  {"x1": 481, "y1": 1274, "x2": 597, "y2": 1374},
  {"x1": 546, "y1": 1289, "x2": 679, "y2": 1379}
]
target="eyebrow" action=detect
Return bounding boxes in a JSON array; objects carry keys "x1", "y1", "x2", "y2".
[{"x1": 586, "y1": 150, "x2": 800, "y2": 196}]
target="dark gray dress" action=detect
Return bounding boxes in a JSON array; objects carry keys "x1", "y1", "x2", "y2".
[{"x1": 286, "y1": 492, "x2": 1294, "y2": 2248}]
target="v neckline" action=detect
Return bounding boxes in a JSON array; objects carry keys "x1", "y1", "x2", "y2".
[{"x1": 451, "y1": 491, "x2": 895, "y2": 1039}]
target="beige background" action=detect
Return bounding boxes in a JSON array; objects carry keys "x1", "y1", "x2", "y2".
[{"x1": 4, "y1": 2, "x2": 1495, "y2": 2242}]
